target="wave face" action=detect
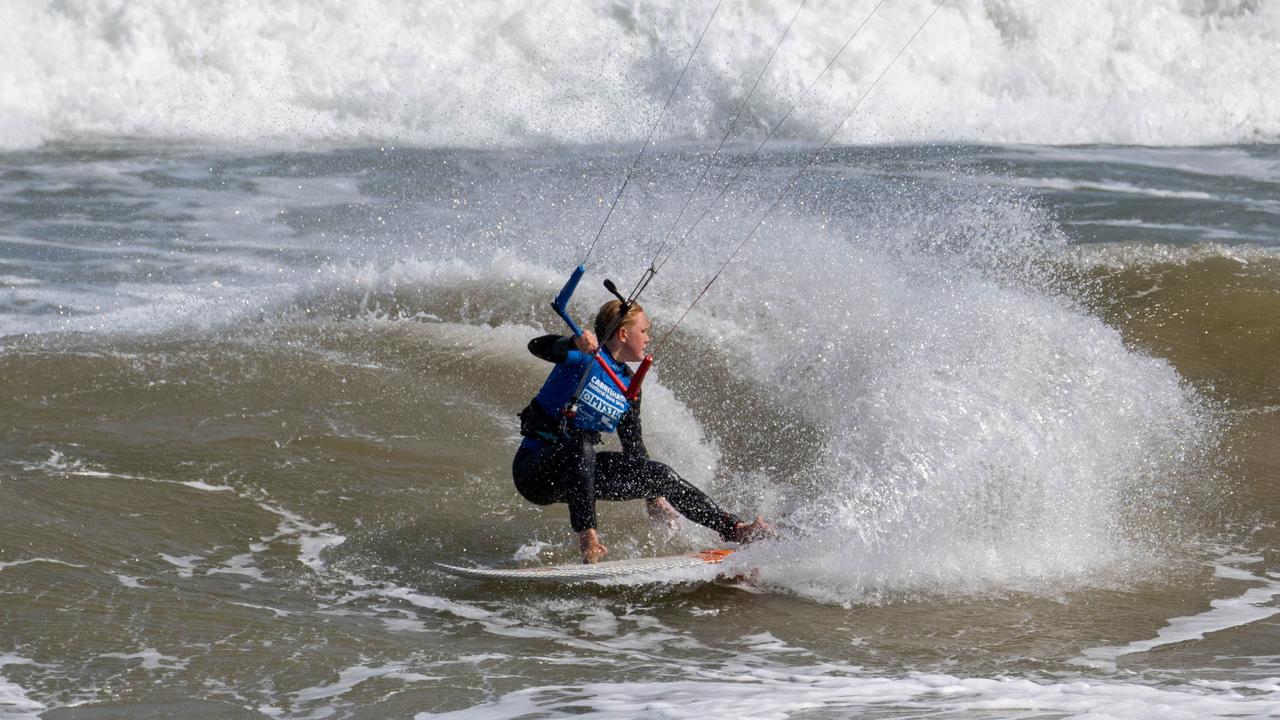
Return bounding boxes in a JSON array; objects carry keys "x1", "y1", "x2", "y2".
[{"x1": 3, "y1": 0, "x2": 1278, "y2": 150}]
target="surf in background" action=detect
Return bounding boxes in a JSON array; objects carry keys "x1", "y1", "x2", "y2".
[{"x1": 2, "y1": 0, "x2": 1278, "y2": 150}]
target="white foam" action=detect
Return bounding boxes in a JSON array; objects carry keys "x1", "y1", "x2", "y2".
[
  {"x1": 0, "y1": 655, "x2": 43, "y2": 719},
  {"x1": 63, "y1": 465, "x2": 239, "y2": 497},
  {"x1": 1193, "y1": 678, "x2": 1280, "y2": 694},
  {"x1": 1077, "y1": 558, "x2": 1280, "y2": 669},
  {"x1": 158, "y1": 553, "x2": 203, "y2": 578},
  {"x1": 0, "y1": 558, "x2": 87, "y2": 573},
  {"x1": 1, "y1": 0, "x2": 1276, "y2": 150},
  {"x1": 97, "y1": 649, "x2": 187, "y2": 671},
  {"x1": 179, "y1": 480, "x2": 237, "y2": 493},
  {"x1": 377, "y1": 587, "x2": 497, "y2": 624},
  {"x1": 1017, "y1": 177, "x2": 1215, "y2": 200},
  {"x1": 297, "y1": 532, "x2": 347, "y2": 574},
  {"x1": 512, "y1": 540, "x2": 557, "y2": 563},
  {"x1": 413, "y1": 669, "x2": 1280, "y2": 720},
  {"x1": 292, "y1": 663, "x2": 437, "y2": 707},
  {"x1": 227, "y1": 602, "x2": 291, "y2": 618},
  {"x1": 207, "y1": 553, "x2": 268, "y2": 582},
  {"x1": 578, "y1": 609, "x2": 619, "y2": 638},
  {"x1": 379, "y1": 616, "x2": 428, "y2": 634},
  {"x1": 33, "y1": 449, "x2": 86, "y2": 474},
  {"x1": 356, "y1": 580, "x2": 698, "y2": 661},
  {"x1": 252, "y1": 502, "x2": 346, "y2": 574}
]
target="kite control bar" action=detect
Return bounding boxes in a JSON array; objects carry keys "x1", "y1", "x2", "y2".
[{"x1": 550, "y1": 266, "x2": 651, "y2": 402}]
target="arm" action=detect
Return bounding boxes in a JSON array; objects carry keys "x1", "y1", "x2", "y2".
[
  {"x1": 527, "y1": 332, "x2": 599, "y2": 363},
  {"x1": 527, "y1": 334, "x2": 572, "y2": 363}
]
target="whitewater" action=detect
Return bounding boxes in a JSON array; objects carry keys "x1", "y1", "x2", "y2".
[{"x1": 2, "y1": 0, "x2": 1278, "y2": 150}]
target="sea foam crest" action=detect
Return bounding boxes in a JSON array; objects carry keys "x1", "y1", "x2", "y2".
[{"x1": 1, "y1": 0, "x2": 1277, "y2": 150}]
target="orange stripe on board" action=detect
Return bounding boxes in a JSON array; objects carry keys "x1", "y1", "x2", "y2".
[{"x1": 693, "y1": 549, "x2": 734, "y2": 563}]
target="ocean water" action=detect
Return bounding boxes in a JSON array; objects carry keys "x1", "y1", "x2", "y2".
[{"x1": 2, "y1": 1, "x2": 1279, "y2": 718}]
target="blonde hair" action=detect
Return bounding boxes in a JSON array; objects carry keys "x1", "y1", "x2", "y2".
[{"x1": 593, "y1": 299, "x2": 644, "y2": 341}]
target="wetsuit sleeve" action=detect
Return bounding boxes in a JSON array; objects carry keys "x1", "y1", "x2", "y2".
[
  {"x1": 617, "y1": 393, "x2": 648, "y2": 459},
  {"x1": 527, "y1": 335, "x2": 575, "y2": 363}
]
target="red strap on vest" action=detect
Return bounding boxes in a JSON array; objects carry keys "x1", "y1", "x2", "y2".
[{"x1": 591, "y1": 353, "x2": 654, "y2": 402}]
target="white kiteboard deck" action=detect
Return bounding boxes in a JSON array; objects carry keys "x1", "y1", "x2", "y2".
[{"x1": 438, "y1": 548, "x2": 735, "y2": 583}]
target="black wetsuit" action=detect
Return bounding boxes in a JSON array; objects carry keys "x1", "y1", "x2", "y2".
[{"x1": 513, "y1": 335, "x2": 741, "y2": 539}]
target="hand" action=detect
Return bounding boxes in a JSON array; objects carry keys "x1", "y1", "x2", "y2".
[
  {"x1": 578, "y1": 528, "x2": 608, "y2": 564},
  {"x1": 574, "y1": 331, "x2": 599, "y2": 354}
]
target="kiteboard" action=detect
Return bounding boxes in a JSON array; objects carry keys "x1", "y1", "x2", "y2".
[{"x1": 438, "y1": 548, "x2": 735, "y2": 583}]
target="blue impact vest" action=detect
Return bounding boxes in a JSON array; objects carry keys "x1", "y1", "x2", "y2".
[{"x1": 533, "y1": 349, "x2": 631, "y2": 434}]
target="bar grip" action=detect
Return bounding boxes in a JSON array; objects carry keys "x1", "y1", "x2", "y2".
[
  {"x1": 624, "y1": 355, "x2": 652, "y2": 401},
  {"x1": 551, "y1": 264, "x2": 586, "y2": 336}
]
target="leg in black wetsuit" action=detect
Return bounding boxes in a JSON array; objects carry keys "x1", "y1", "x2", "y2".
[
  {"x1": 593, "y1": 451, "x2": 737, "y2": 532},
  {"x1": 512, "y1": 439, "x2": 740, "y2": 540}
]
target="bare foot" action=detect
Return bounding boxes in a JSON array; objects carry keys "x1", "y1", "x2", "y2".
[
  {"x1": 578, "y1": 528, "x2": 608, "y2": 564},
  {"x1": 727, "y1": 516, "x2": 775, "y2": 544},
  {"x1": 645, "y1": 497, "x2": 681, "y2": 531}
]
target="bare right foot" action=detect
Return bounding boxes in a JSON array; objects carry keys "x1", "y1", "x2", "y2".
[
  {"x1": 578, "y1": 528, "x2": 608, "y2": 564},
  {"x1": 727, "y1": 516, "x2": 775, "y2": 544},
  {"x1": 645, "y1": 497, "x2": 681, "y2": 531}
]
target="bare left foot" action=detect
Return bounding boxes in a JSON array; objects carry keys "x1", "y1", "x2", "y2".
[{"x1": 645, "y1": 497, "x2": 681, "y2": 531}]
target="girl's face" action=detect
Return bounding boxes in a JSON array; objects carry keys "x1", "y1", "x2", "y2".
[{"x1": 614, "y1": 311, "x2": 651, "y2": 363}]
